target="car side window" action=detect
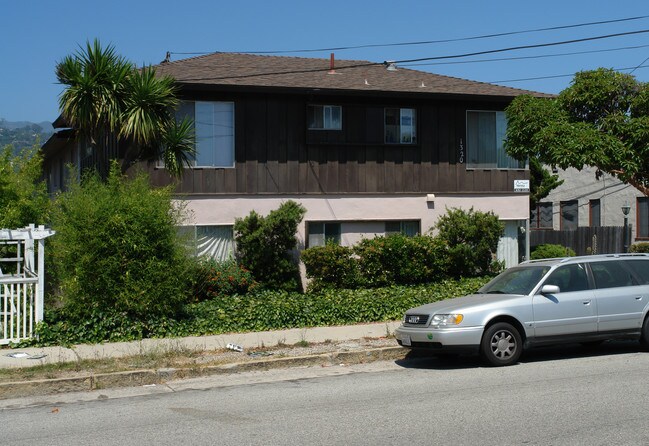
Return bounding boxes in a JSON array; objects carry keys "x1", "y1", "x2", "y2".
[
  {"x1": 543, "y1": 264, "x2": 589, "y2": 292},
  {"x1": 590, "y1": 261, "x2": 636, "y2": 289},
  {"x1": 624, "y1": 260, "x2": 649, "y2": 285}
]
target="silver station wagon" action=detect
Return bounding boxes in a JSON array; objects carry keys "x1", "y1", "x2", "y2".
[{"x1": 395, "y1": 254, "x2": 649, "y2": 366}]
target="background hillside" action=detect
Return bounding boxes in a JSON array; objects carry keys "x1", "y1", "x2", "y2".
[{"x1": 0, "y1": 118, "x2": 53, "y2": 153}]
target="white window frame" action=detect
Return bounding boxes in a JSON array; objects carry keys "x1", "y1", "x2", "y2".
[
  {"x1": 307, "y1": 105, "x2": 342, "y2": 130},
  {"x1": 384, "y1": 108, "x2": 417, "y2": 144},
  {"x1": 307, "y1": 222, "x2": 342, "y2": 247}
]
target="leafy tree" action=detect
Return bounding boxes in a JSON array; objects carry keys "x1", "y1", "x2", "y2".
[
  {"x1": 0, "y1": 144, "x2": 50, "y2": 228},
  {"x1": 234, "y1": 201, "x2": 306, "y2": 291},
  {"x1": 506, "y1": 68, "x2": 649, "y2": 196},
  {"x1": 434, "y1": 207, "x2": 504, "y2": 277},
  {"x1": 529, "y1": 157, "x2": 564, "y2": 208},
  {"x1": 56, "y1": 39, "x2": 195, "y2": 177},
  {"x1": 49, "y1": 162, "x2": 192, "y2": 321}
]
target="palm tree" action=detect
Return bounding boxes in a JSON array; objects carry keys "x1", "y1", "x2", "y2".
[{"x1": 56, "y1": 39, "x2": 194, "y2": 177}]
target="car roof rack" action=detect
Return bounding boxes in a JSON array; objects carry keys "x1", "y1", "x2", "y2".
[{"x1": 521, "y1": 253, "x2": 649, "y2": 265}]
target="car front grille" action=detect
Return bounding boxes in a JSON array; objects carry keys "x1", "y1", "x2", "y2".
[{"x1": 404, "y1": 314, "x2": 429, "y2": 326}]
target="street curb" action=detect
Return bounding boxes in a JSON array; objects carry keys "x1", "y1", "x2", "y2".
[{"x1": 0, "y1": 346, "x2": 410, "y2": 399}]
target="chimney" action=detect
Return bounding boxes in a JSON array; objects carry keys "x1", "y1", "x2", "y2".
[{"x1": 328, "y1": 53, "x2": 336, "y2": 74}]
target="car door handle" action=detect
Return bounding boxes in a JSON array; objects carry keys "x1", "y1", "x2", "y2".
[
  {"x1": 583, "y1": 300, "x2": 592, "y2": 305},
  {"x1": 635, "y1": 296, "x2": 643, "y2": 301}
]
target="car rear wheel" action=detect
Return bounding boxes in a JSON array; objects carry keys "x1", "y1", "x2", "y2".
[{"x1": 481, "y1": 322, "x2": 522, "y2": 367}]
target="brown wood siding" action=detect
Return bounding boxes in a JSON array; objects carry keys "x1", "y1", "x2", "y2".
[{"x1": 43, "y1": 92, "x2": 527, "y2": 196}]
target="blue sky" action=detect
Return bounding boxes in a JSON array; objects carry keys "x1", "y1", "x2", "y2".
[{"x1": 3, "y1": 1, "x2": 649, "y2": 124}]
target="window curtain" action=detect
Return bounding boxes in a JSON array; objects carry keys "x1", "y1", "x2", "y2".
[
  {"x1": 179, "y1": 226, "x2": 234, "y2": 261},
  {"x1": 196, "y1": 226, "x2": 234, "y2": 260},
  {"x1": 195, "y1": 102, "x2": 234, "y2": 167}
]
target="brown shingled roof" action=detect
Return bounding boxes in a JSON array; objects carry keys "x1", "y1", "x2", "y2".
[{"x1": 154, "y1": 52, "x2": 552, "y2": 98}]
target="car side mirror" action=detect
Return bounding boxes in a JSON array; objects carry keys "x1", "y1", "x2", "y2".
[{"x1": 541, "y1": 284, "x2": 560, "y2": 294}]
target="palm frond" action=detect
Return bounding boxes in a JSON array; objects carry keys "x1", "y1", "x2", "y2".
[{"x1": 160, "y1": 117, "x2": 196, "y2": 178}]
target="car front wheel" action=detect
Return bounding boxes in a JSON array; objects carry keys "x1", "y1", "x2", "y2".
[
  {"x1": 481, "y1": 322, "x2": 522, "y2": 367},
  {"x1": 641, "y1": 316, "x2": 649, "y2": 350}
]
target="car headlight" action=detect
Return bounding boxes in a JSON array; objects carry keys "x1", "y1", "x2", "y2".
[{"x1": 430, "y1": 314, "x2": 464, "y2": 328}]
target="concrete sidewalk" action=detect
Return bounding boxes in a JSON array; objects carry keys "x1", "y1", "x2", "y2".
[{"x1": 0, "y1": 321, "x2": 402, "y2": 369}]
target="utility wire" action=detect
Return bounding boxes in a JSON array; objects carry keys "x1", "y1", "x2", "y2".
[
  {"x1": 630, "y1": 55, "x2": 649, "y2": 74},
  {"x1": 401, "y1": 44, "x2": 649, "y2": 67},
  {"x1": 491, "y1": 64, "x2": 649, "y2": 84},
  {"x1": 175, "y1": 29, "x2": 649, "y2": 82},
  {"x1": 169, "y1": 15, "x2": 649, "y2": 56},
  {"x1": 393, "y1": 29, "x2": 649, "y2": 64}
]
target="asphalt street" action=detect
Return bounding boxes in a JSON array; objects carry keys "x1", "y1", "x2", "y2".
[{"x1": 2, "y1": 342, "x2": 648, "y2": 446}]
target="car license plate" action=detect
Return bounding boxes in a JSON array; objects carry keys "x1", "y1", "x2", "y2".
[{"x1": 401, "y1": 335, "x2": 411, "y2": 346}]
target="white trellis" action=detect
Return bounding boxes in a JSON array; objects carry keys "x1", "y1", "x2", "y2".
[{"x1": 0, "y1": 225, "x2": 55, "y2": 345}]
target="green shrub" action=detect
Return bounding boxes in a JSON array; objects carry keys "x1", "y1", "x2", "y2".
[
  {"x1": 0, "y1": 144, "x2": 50, "y2": 228},
  {"x1": 30, "y1": 276, "x2": 492, "y2": 345},
  {"x1": 192, "y1": 258, "x2": 258, "y2": 300},
  {"x1": 629, "y1": 243, "x2": 649, "y2": 253},
  {"x1": 49, "y1": 163, "x2": 192, "y2": 321},
  {"x1": 301, "y1": 243, "x2": 359, "y2": 291},
  {"x1": 353, "y1": 234, "x2": 448, "y2": 287},
  {"x1": 530, "y1": 244, "x2": 576, "y2": 260},
  {"x1": 434, "y1": 207, "x2": 504, "y2": 277},
  {"x1": 234, "y1": 201, "x2": 306, "y2": 291}
]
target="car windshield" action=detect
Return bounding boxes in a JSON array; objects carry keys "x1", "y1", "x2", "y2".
[{"x1": 479, "y1": 265, "x2": 551, "y2": 295}]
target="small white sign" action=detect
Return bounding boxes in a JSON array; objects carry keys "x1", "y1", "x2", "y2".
[{"x1": 514, "y1": 179, "x2": 530, "y2": 192}]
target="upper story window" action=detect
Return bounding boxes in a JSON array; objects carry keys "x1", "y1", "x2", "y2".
[
  {"x1": 177, "y1": 101, "x2": 235, "y2": 168},
  {"x1": 308, "y1": 105, "x2": 342, "y2": 130},
  {"x1": 466, "y1": 110, "x2": 523, "y2": 169},
  {"x1": 385, "y1": 108, "x2": 417, "y2": 144}
]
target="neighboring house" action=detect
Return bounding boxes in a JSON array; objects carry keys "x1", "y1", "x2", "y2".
[
  {"x1": 42, "y1": 53, "x2": 551, "y2": 268},
  {"x1": 530, "y1": 165, "x2": 646, "y2": 250}
]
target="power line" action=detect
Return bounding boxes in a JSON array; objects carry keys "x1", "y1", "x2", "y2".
[
  {"x1": 630, "y1": 56, "x2": 649, "y2": 74},
  {"x1": 490, "y1": 64, "x2": 649, "y2": 84},
  {"x1": 393, "y1": 29, "x2": 649, "y2": 64},
  {"x1": 176, "y1": 29, "x2": 649, "y2": 83},
  {"x1": 170, "y1": 15, "x2": 649, "y2": 56},
  {"x1": 400, "y1": 44, "x2": 649, "y2": 67}
]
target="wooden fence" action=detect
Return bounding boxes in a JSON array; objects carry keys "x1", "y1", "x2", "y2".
[{"x1": 530, "y1": 226, "x2": 630, "y2": 256}]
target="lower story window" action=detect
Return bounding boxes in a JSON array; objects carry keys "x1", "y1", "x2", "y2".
[
  {"x1": 561, "y1": 200, "x2": 578, "y2": 230},
  {"x1": 308, "y1": 222, "x2": 341, "y2": 247},
  {"x1": 530, "y1": 202, "x2": 553, "y2": 229},
  {"x1": 638, "y1": 197, "x2": 649, "y2": 239},
  {"x1": 179, "y1": 225, "x2": 234, "y2": 261},
  {"x1": 385, "y1": 220, "x2": 420, "y2": 236},
  {"x1": 589, "y1": 199, "x2": 601, "y2": 227}
]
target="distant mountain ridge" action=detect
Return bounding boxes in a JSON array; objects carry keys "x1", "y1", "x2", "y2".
[
  {"x1": 0, "y1": 118, "x2": 53, "y2": 132},
  {"x1": 0, "y1": 118, "x2": 54, "y2": 152}
]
